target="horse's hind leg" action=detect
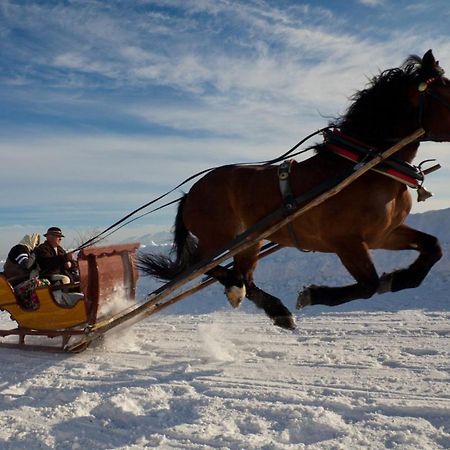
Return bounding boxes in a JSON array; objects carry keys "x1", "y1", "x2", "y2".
[
  {"x1": 194, "y1": 235, "x2": 247, "y2": 308},
  {"x1": 377, "y1": 225, "x2": 442, "y2": 293},
  {"x1": 235, "y1": 242, "x2": 296, "y2": 330},
  {"x1": 206, "y1": 265, "x2": 246, "y2": 308},
  {"x1": 297, "y1": 240, "x2": 380, "y2": 308}
]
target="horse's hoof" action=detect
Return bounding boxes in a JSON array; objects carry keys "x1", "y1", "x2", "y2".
[
  {"x1": 296, "y1": 287, "x2": 312, "y2": 309},
  {"x1": 225, "y1": 285, "x2": 246, "y2": 309},
  {"x1": 273, "y1": 315, "x2": 296, "y2": 330}
]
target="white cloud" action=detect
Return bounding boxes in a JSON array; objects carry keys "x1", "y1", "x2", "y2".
[
  {"x1": 4, "y1": 0, "x2": 449, "y2": 104},
  {"x1": 2, "y1": 0, "x2": 450, "y2": 255},
  {"x1": 358, "y1": 0, "x2": 385, "y2": 6},
  {"x1": 0, "y1": 131, "x2": 302, "y2": 208}
]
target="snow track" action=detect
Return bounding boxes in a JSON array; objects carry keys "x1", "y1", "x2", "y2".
[{"x1": 0, "y1": 309, "x2": 449, "y2": 449}]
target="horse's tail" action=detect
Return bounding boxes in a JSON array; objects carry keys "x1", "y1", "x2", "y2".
[{"x1": 137, "y1": 194, "x2": 197, "y2": 281}]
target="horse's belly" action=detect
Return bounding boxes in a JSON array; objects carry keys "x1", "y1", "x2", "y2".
[{"x1": 269, "y1": 186, "x2": 412, "y2": 251}]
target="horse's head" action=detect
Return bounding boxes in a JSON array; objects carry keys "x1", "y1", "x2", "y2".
[
  {"x1": 413, "y1": 50, "x2": 450, "y2": 142},
  {"x1": 338, "y1": 49, "x2": 450, "y2": 147}
]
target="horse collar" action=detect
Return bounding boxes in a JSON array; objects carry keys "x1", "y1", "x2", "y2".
[{"x1": 323, "y1": 129, "x2": 439, "y2": 202}]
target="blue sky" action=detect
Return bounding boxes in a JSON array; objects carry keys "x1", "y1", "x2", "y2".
[{"x1": 1, "y1": 0, "x2": 450, "y2": 256}]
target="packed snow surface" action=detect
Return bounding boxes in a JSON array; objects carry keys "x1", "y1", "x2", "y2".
[{"x1": 0, "y1": 309, "x2": 449, "y2": 449}]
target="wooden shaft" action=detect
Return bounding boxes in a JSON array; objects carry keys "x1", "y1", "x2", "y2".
[{"x1": 67, "y1": 128, "x2": 424, "y2": 349}]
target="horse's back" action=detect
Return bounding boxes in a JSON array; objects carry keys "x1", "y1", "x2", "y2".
[
  {"x1": 183, "y1": 164, "x2": 280, "y2": 236},
  {"x1": 183, "y1": 158, "x2": 413, "y2": 251}
]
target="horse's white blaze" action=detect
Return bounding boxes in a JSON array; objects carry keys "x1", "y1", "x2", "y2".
[{"x1": 225, "y1": 285, "x2": 246, "y2": 308}]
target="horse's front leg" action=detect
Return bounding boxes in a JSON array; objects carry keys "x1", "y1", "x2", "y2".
[
  {"x1": 297, "y1": 240, "x2": 380, "y2": 308},
  {"x1": 377, "y1": 224, "x2": 442, "y2": 293}
]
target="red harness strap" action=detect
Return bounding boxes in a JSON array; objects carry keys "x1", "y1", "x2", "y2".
[{"x1": 326, "y1": 143, "x2": 420, "y2": 188}]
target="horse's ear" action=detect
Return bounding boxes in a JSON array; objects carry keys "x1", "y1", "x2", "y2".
[
  {"x1": 422, "y1": 49, "x2": 436, "y2": 73},
  {"x1": 422, "y1": 49, "x2": 445, "y2": 77}
]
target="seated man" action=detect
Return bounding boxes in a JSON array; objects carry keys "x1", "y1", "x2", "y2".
[
  {"x1": 35, "y1": 227, "x2": 83, "y2": 306},
  {"x1": 35, "y1": 227, "x2": 76, "y2": 285},
  {"x1": 3, "y1": 233, "x2": 41, "y2": 284}
]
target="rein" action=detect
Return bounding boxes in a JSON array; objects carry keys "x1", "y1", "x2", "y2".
[
  {"x1": 74, "y1": 127, "x2": 331, "y2": 251},
  {"x1": 75, "y1": 73, "x2": 449, "y2": 251}
]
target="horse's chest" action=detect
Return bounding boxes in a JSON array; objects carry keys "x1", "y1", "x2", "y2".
[{"x1": 364, "y1": 189, "x2": 412, "y2": 244}]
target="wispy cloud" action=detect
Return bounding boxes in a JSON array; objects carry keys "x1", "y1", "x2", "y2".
[
  {"x1": 358, "y1": 0, "x2": 384, "y2": 6},
  {"x1": 1, "y1": 0, "x2": 450, "y2": 255}
]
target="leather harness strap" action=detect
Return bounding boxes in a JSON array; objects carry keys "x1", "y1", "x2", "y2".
[
  {"x1": 278, "y1": 160, "x2": 297, "y2": 210},
  {"x1": 278, "y1": 160, "x2": 304, "y2": 248}
]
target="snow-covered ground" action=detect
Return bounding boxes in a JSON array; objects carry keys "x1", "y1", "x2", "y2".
[
  {"x1": 0, "y1": 310, "x2": 449, "y2": 449},
  {"x1": 1, "y1": 208, "x2": 450, "y2": 449}
]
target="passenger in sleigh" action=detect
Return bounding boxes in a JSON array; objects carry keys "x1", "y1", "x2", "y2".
[
  {"x1": 3, "y1": 233, "x2": 50, "y2": 310},
  {"x1": 35, "y1": 227, "x2": 79, "y2": 285},
  {"x1": 3, "y1": 233, "x2": 41, "y2": 284},
  {"x1": 35, "y1": 227, "x2": 83, "y2": 306}
]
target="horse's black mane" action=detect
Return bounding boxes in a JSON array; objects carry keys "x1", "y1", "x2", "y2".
[{"x1": 322, "y1": 53, "x2": 444, "y2": 148}]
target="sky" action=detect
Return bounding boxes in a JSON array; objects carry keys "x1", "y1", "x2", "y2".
[{"x1": 1, "y1": 0, "x2": 450, "y2": 256}]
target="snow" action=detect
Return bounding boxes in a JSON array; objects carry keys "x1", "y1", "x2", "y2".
[
  {"x1": 1, "y1": 310, "x2": 449, "y2": 449},
  {"x1": 1, "y1": 208, "x2": 450, "y2": 449}
]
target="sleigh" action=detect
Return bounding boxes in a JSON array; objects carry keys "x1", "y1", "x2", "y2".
[{"x1": 0, "y1": 243, "x2": 139, "y2": 352}]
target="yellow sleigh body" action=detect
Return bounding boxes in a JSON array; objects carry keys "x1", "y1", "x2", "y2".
[
  {"x1": 0, "y1": 243, "x2": 139, "y2": 351},
  {"x1": 0, "y1": 276, "x2": 87, "y2": 330}
]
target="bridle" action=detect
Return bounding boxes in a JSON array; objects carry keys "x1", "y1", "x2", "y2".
[{"x1": 418, "y1": 72, "x2": 450, "y2": 129}]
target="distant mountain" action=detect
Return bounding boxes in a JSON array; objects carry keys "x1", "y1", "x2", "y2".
[
  {"x1": 136, "y1": 207, "x2": 450, "y2": 315},
  {"x1": 123, "y1": 230, "x2": 172, "y2": 247},
  {"x1": 405, "y1": 207, "x2": 450, "y2": 241}
]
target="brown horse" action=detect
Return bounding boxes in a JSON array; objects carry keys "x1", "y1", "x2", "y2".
[{"x1": 139, "y1": 50, "x2": 450, "y2": 330}]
